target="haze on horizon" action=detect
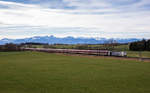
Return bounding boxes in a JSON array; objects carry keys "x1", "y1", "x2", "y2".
[{"x1": 0, "y1": 0, "x2": 150, "y2": 39}]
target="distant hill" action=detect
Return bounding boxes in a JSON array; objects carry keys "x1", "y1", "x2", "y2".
[{"x1": 0, "y1": 35, "x2": 141, "y2": 45}]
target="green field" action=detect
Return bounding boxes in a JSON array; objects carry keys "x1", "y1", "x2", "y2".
[
  {"x1": 0, "y1": 52, "x2": 150, "y2": 93},
  {"x1": 127, "y1": 51, "x2": 150, "y2": 58}
]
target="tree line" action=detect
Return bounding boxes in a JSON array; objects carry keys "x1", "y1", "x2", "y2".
[
  {"x1": 129, "y1": 39, "x2": 150, "y2": 51},
  {"x1": 0, "y1": 42, "x2": 49, "y2": 51},
  {"x1": 0, "y1": 43, "x2": 22, "y2": 51}
]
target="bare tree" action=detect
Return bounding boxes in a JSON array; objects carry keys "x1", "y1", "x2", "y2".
[{"x1": 104, "y1": 39, "x2": 118, "y2": 50}]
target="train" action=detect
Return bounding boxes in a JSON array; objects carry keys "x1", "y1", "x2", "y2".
[{"x1": 24, "y1": 48, "x2": 127, "y2": 57}]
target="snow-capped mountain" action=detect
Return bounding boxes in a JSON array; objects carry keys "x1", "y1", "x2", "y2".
[{"x1": 0, "y1": 35, "x2": 141, "y2": 45}]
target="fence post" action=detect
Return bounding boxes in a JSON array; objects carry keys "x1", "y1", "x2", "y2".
[{"x1": 139, "y1": 51, "x2": 143, "y2": 61}]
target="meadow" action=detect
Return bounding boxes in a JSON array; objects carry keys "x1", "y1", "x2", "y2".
[{"x1": 0, "y1": 51, "x2": 150, "y2": 93}]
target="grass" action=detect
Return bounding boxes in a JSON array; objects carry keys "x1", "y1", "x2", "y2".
[
  {"x1": 0, "y1": 51, "x2": 150, "y2": 93},
  {"x1": 127, "y1": 51, "x2": 150, "y2": 58}
]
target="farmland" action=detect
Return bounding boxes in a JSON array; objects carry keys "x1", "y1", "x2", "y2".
[{"x1": 0, "y1": 51, "x2": 150, "y2": 93}]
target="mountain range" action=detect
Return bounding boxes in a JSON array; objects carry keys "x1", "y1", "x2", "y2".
[{"x1": 0, "y1": 35, "x2": 141, "y2": 45}]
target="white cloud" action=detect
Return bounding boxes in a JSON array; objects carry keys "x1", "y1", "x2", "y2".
[
  {"x1": 0, "y1": 0, "x2": 150, "y2": 39},
  {"x1": 63, "y1": 0, "x2": 110, "y2": 9}
]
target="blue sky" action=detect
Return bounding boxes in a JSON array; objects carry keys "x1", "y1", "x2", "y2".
[{"x1": 0, "y1": 0, "x2": 150, "y2": 39}]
